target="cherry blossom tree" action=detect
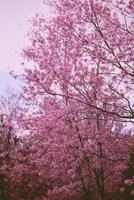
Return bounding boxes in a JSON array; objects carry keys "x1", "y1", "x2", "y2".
[
  {"x1": 8, "y1": 0, "x2": 134, "y2": 199},
  {"x1": 23, "y1": 0, "x2": 134, "y2": 121}
]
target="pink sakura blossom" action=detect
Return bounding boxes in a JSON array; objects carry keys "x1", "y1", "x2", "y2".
[
  {"x1": 120, "y1": 187, "x2": 125, "y2": 192},
  {"x1": 124, "y1": 179, "x2": 133, "y2": 186}
]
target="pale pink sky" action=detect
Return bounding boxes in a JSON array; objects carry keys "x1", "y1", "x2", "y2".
[{"x1": 0, "y1": 0, "x2": 49, "y2": 92}]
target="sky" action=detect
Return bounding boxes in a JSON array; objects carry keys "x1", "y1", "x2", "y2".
[{"x1": 0, "y1": 0, "x2": 49, "y2": 94}]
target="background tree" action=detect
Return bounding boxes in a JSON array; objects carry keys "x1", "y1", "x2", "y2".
[
  {"x1": 120, "y1": 144, "x2": 134, "y2": 200},
  {"x1": 17, "y1": 0, "x2": 134, "y2": 199}
]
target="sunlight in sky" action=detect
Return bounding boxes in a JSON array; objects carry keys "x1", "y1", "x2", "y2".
[{"x1": 0, "y1": 0, "x2": 49, "y2": 93}]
